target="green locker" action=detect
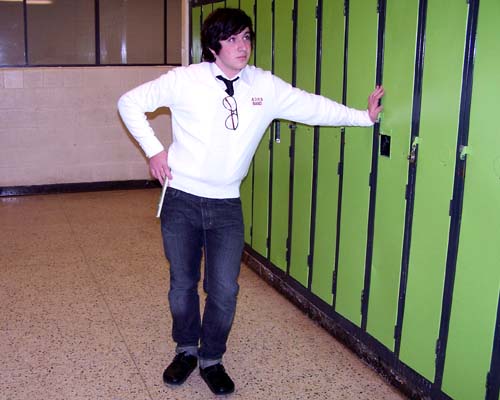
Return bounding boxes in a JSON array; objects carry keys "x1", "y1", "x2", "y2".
[
  {"x1": 335, "y1": 0, "x2": 378, "y2": 326},
  {"x1": 399, "y1": 0, "x2": 468, "y2": 381},
  {"x1": 202, "y1": 3, "x2": 214, "y2": 20},
  {"x1": 289, "y1": 0, "x2": 318, "y2": 287},
  {"x1": 251, "y1": 0, "x2": 273, "y2": 257},
  {"x1": 239, "y1": 0, "x2": 255, "y2": 50},
  {"x1": 213, "y1": 1, "x2": 225, "y2": 10},
  {"x1": 191, "y1": 6, "x2": 202, "y2": 64},
  {"x1": 240, "y1": 174, "x2": 253, "y2": 244},
  {"x1": 269, "y1": 0, "x2": 294, "y2": 271},
  {"x1": 442, "y1": 1, "x2": 500, "y2": 398},
  {"x1": 366, "y1": 0, "x2": 419, "y2": 350},
  {"x1": 226, "y1": 0, "x2": 239, "y2": 9},
  {"x1": 310, "y1": 0, "x2": 345, "y2": 304},
  {"x1": 238, "y1": 0, "x2": 255, "y2": 244}
]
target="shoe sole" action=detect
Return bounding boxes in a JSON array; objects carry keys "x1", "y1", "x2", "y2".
[
  {"x1": 163, "y1": 366, "x2": 196, "y2": 387},
  {"x1": 200, "y1": 374, "x2": 235, "y2": 395}
]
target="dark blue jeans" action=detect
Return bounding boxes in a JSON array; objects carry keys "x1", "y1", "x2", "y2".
[{"x1": 160, "y1": 187, "x2": 244, "y2": 362}]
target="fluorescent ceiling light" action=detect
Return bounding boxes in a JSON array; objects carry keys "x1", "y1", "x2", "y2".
[{"x1": 0, "y1": 0, "x2": 54, "y2": 4}]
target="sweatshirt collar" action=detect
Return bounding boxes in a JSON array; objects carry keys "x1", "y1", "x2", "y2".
[{"x1": 210, "y1": 62, "x2": 251, "y2": 94}]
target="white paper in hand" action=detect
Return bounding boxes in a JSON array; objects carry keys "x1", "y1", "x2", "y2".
[{"x1": 156, "y1": 178, "x2": 169, "y2": 218}]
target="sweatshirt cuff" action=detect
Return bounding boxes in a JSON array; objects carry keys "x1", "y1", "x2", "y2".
[
  {"x1": 141, "y1": 136, "x2": 165, "y2": 158},
  {"x1": 363, "y1": 110, "x2": 375, "y2": 126}
]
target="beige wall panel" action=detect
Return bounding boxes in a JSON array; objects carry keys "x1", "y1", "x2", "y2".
[{"x1": 0, "y1": 66, "x2": 174, "y2": 187}]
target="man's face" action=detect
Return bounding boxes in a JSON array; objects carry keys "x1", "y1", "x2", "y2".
[{"x1": 212, "y1": 27, "x2": 252, "y2": 78}]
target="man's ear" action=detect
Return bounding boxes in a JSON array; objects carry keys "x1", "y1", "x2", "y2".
[{"x1": 209, "y1": 48, "x2": 217, "y2": 58}]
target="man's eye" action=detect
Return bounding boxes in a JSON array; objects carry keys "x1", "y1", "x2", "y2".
[{"x1": 228, "y1": 37, "x2": 235, "y2": 42}]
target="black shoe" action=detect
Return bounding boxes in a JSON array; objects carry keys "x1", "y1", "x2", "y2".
[
  {"x1": 162, "y1": 352, "x2": 198, "y2": 386},
  {"x1": 200, "y1": 364, "x2": 235, "y2": 395}
]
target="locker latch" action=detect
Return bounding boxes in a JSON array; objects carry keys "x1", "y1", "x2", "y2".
[
  {"x1": 459, "y1": 145, "x2": 469, "y2": 160},
  {"x1": 408, "y1": 136, "x2": 421, "y2": 164}
]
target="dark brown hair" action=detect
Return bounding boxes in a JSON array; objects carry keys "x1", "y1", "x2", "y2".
[{"x1": 201, "y1": 8, "x2": 254, "y2": 62}]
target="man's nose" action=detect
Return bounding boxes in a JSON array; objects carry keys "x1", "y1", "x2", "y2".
[{"x1": 236, "y1": 38, "x2": 247, "y2": 50}]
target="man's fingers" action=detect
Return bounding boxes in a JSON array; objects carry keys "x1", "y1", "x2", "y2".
[{"x1": 164, "y1": 167, "x2": 173, "y2": 180}]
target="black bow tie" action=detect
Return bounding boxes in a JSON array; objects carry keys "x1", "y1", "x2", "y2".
[{"x1": 216, "y1": 75, "x2": 239, "y2": 96}]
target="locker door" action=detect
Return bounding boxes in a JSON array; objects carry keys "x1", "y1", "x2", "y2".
[
  {"x1": 239, "y1": 0, "x2": 255, "y2": 45},
  {"x1": 238, "y1": 0, "x2": 255, "y2": 244},
  {"x1": 442, "y1": 1, "x2": 500, "y2": 398},
  {"x1": 335, "y1": 0, "x2": 378, "y2": 326},
  {"x1": 226, "y1": 0, "x2": 239, "y2": 9},
  {"x1": 366, "y1": 0, "x2": 419, "y2": 350},
  {"x1": 269, "y1": 0, "x2": 294, "y2": 271},
  {"x1": 213, "y1": 1, "x2": 225, "y2": 10},
  {"x1": 399, "y1": 0, "x2": 468, "y2": 381},
  {"x1": 310, "y1": 0, "x2": 345, "y2": 304},
  {"x1": 289, "y1": 0, "x2": 317, "y2": 287},
  {"x1": 251, "y1": 0, "x2": 273, "y2": 257},
  {"x1": 191, "y1": 6, "x2": 202, "y2": 64},
  {"x1": 202, "y1": 3, "x2": 213, "y2": 20}
]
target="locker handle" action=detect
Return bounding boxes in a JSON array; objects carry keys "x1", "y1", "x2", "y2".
[
  {"x1": 408, "y1": 136, "x2": 421, "y2": 164},
  {"x1": 275, "y1": 120, "x2": 281, "y2": 143}
]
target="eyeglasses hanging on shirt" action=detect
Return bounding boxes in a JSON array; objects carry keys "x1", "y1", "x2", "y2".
[{"x1": 217, "y1": 75, "x2": 239, "y2": 130}]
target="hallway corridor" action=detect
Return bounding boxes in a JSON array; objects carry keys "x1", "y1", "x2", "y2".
[{"x1": 0, "y1": 189, "x2": 405, "y2": 400}]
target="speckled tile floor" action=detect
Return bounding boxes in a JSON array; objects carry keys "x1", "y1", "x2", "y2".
[{"x1": 0, "y1": 189, "x2": 406, "y2": 400}]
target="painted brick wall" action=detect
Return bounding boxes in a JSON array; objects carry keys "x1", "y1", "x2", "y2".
[{"x1": 0, "y1": 66, "x2": 173, "y2": 187}]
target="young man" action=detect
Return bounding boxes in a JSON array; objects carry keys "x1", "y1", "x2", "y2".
[{"x1": 118, "y1": 7, "x2": 384, "y2": 396}]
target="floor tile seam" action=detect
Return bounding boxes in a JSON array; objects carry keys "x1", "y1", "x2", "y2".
[{"x1": 59, "y1": 196, "x2": 156, "y2": 400}]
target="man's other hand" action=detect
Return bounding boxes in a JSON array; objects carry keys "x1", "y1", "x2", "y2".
[{"x1": 149, "y1": 150, "x2": 172, "y2": 186}]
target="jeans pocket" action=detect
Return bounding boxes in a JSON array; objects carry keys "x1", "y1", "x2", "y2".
[{"x1": 166, "y1": 187, "x2": 181, "y2": 200}]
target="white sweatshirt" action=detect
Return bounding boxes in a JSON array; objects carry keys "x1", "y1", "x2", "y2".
[{"x1": 118, "y1": 62, "x2": 373, "y2": 199}]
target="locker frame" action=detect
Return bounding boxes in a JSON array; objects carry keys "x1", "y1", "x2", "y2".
[
  {"x1": 284, "y1": 0, "x2": 299, "y2": 276},
  {"x1": 251, "y1": 0, "x2": 273, "y2": 257},
  {"x1": 266, "y1": 0, "x2": 276, "y2": 263},
  {"x1": 360, "y1": 0, "x2": 386, "y2": 332},
  {"x1": 432, "y1": 0, "x2": 479, "y2": 395},
  {"x1": 393, "y1": 0, "x2": 427, "y2": 358},
  {"x1": 306, "y1": 0, "x2": 323, "y2": 292},
  {"x1": 331, "y1": 0, "x2": 350, "y2": 308}
]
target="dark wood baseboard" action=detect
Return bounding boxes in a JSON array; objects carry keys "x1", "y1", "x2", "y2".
[{"x1": 0, "y1": 180, "x2": 161, "y2": 197}]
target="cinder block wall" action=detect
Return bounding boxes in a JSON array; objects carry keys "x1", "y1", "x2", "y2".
[{"x1": 0, "y1": 66, "x2": 173, "y2": 187}]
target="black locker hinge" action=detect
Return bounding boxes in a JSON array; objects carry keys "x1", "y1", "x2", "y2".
[
  {"x1": 435, "y1": 338, "x2": 442, "y2": 357},
  {"x1": 449, "y1": 198, "x2": 454, "y2": 216},
  {"x1": 253, "y1": 2, "x2": 257, "y2": 17},
  {"x1": 269, "y1": 136, "x2": 272, "y2": 150},
  {"x1": 271, "y1": 0, "x2": 275, "y2": 14},
  {"x1": 250, "y1": 225, "x2": 253, "y2": 239},
  {"x1": 405, "y1": 184, "x2": 410, "y2": 200},
  {"x1": 289, "y1": 145, "x2": 294, "y2": 158},
  {"x1": 486, "y1": 372, "x2": 493, "y2": 398},
  {"x1": 266, "y1": 237, "x2": 270, "y2": 250},
  {"x1": 286, "y1": 237, "x2": 291, "y2": 263},
  {"x1": 331, "y1": 272, "x2": 337, "y2": 295},
  {"x1": 315, "y1": 5, "x2": 319, "y2": 19},
  {"x1": 394, "y1": 324, "x2": 400, "y2": 341},
  {"x1": 337, "y1": 161, "x2": 343, "y2": 176},
  {"x1": 292, "y1": 8, "x2": 297, "y2": 23},
  {"x1": 369, "y1": 172, "x2": 375, "y2": 187},
  {"x1": 307, "y1": 254, "x2": 312, "y2": 268},
  {"x1": 343, "y1": 0, "x2": 348, "y2": 16},
  {"x1": 361, "y1": 289, "x2": 366, "y2": 314}
]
